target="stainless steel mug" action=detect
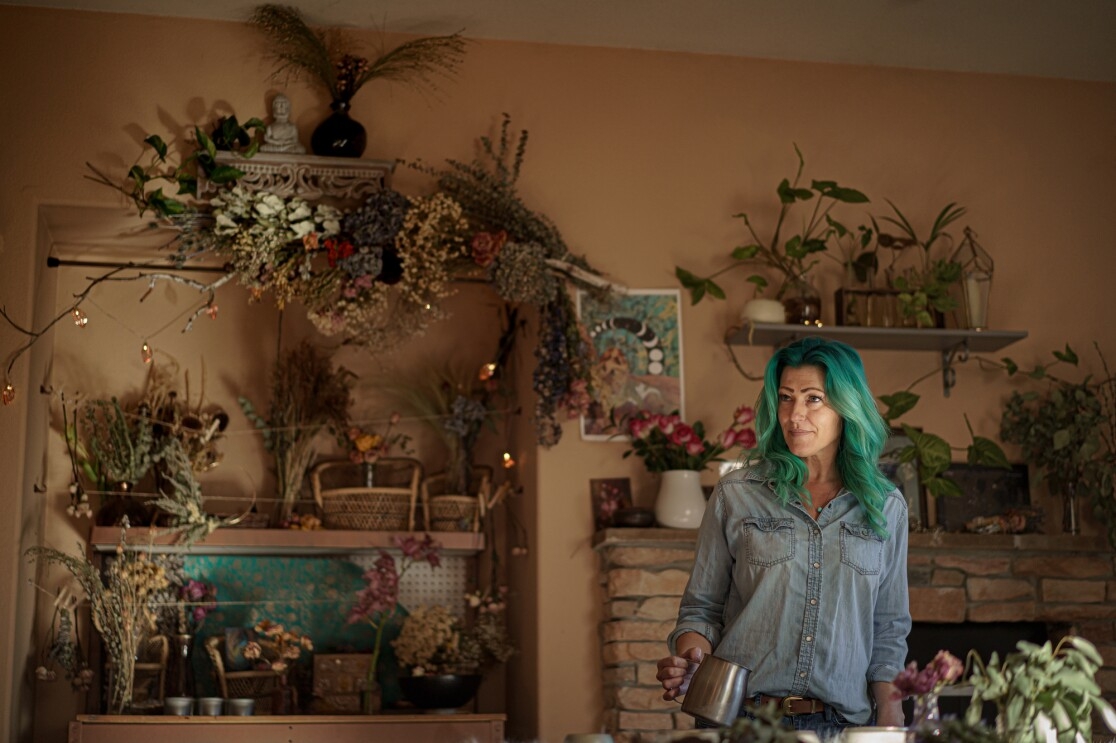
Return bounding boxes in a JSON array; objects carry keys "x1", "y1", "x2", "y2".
[{"x1": 680, "y1": 654, "x2": 751, "y2": 727}]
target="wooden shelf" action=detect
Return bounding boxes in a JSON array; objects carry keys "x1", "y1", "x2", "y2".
[
  {"x1": 726, "y1": 323, "x2": 1027, "y2": 352},
  {"x1": 726, "y1": 323, "x2": 1028, "y2": 396},
  {"x1": 89, "y1": 526, "x2": 484, "y2": 556},
  {"x1": 71, "y1": 714, "x2": 506, "y2": 743}
]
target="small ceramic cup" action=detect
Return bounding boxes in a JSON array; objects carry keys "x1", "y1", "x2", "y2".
[
  {"x1": 841, "y1": 727, "x2": 909, "y2": 743},
  {"x1": 196, "y1": 696, "x2": 224, "y2": 715},
  {"x1": 225, "y1": 698, "x2": 255, "y2": 716},
  {"x1": 164, "y1": 696, "x2": 194, "y2": 715}
]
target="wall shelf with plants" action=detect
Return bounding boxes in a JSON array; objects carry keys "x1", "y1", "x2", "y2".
[{"x1": 727, "y1": 323, "x2": 1028, "y2": 396}]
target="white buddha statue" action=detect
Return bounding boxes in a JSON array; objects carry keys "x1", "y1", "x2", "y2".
[{"x1": 260, "y1": 93, "x2": 305, "y2": 154}]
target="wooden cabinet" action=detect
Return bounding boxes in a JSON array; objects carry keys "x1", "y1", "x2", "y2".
[{"x1": 69, "y1": 713, "x2": 506, "y2": 743}]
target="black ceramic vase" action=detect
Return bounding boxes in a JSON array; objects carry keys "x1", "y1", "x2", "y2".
[{"x1": 311, "y1": 100, "x2": 366, "y2": 158}]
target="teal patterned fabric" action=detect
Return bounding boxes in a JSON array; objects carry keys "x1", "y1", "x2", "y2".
[{"x1": 185, "y1": 554, "x2": 406, "y2": 704}]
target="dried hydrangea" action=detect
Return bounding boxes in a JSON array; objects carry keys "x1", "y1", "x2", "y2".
[
  {"x1": 343, "y1": 189, "x2": 410, "y2": 249},
  {"x1": 306, "y1": 193, "x2": 468, "y2": 353},
  {"x1": 392, "y1": 604, "x2": 464, "y2": 675},
  {"x1": 533, "y1": 287, "x2": 593, "y2": 447},
  {"x1": 488, "y1": 241, "x2": 558, "y2": 305}
]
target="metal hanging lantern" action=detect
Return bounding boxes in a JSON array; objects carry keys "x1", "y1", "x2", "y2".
[{"x1": 952, "y1": 227, "x2": 994, "y2": 330}]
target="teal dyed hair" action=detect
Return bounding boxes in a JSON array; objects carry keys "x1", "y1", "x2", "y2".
[{"x1": 752, "y1": 336, "x2": 894, "y2": 536}]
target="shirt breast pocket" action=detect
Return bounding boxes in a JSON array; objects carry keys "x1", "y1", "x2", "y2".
[
  {"x1": 742, "y1": 517, "x2": 795, "y2": 567},
  {"x1": 840, "y1": 522, "x2": 884, "y2": 575}
]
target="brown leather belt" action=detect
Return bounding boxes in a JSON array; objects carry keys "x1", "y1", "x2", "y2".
[{"x1": 756, "y1": 694, "x2": 827, "y2": 716}]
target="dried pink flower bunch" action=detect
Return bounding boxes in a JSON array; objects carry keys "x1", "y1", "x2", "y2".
[{"x1": 893, "y1": 649, "x2": 964, "y2": 697}]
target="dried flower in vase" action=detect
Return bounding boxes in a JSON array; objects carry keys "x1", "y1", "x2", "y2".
[
  {"x1": 27, "y1": 526, "x2": 169, "y2": 713},
  {"x1": 239, "y1": 341, "x2": 353, "y2": 520},
  {"x1": 346, "y1": 534, "x2": 441, "y2": 711},
  {"x1": 248, "y1": 4, "x2": 467, "y2": 105},
  {"x1": 344, "y1": 411, "x2": 410, "y2": 464},
  {"x1": 177, "y1": 578, "x2": 218, "y2": 636},
  {"x1": 241, "y1": 619, "x2": 313, "y2": 685},
  {"x1": 393, "y1": 584, "x2": 514, "y2": 677}
]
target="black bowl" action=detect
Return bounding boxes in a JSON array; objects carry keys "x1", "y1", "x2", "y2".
[
  {"x1": 612, "y1": 507, "x2": 655, "y2": 528},
  {"x1": 398, "y1": 673, "x2": 482, "y2": 710}
]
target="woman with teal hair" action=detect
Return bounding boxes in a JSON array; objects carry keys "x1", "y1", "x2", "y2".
[{"x1": 656, "y1": 336, "x2": 910, "y2": 739}]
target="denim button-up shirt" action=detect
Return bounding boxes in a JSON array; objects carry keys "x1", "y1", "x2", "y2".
[{"x1": 669, "y1": 465, "x2": 911, "y2": 724}]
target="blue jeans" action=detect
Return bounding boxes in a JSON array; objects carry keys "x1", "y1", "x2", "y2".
[{"x1": 696, "y1": 696, "x2": 865, "y2": 742}]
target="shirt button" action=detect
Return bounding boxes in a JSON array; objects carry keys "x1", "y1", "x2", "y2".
[
  {"x1": 800, "y1": 672, "x2": 807, "y2": 678},
  {"x1": 810, "y1": 599, "x2": 817, "y2": 605},
  {"x1": 806, "y1": 636, "x2": 813, "y2": 642},
  {"x1": 813, "y1": 562, "x2": 821, "y2": 569}
]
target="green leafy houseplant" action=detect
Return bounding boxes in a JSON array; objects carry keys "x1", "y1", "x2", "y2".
[
  {"x1": 964, "y1": 636, "x2": 1116, "y2": 743},
  {"x1": 996, "y1": 343, "x2": 1116, "y2": 545},
  {"x1": 676, "y1": 145, "x2": 869, "y2": 304},
  {"x1": 85, "y1": 116, "x2": 266, "y2": 221},
  {"x1": 875, "y1": 200, "x2": 966, "y2": 327}
]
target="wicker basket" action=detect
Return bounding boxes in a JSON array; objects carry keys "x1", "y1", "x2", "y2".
[
  {"x1": 311, "y1": 458, "x2": 423, "y2": 531},
  {"x1": 420, "y1": 465, "x2": 492, "y2": 532},
  {"x1": 204, "y1": 635, "x2": 283, "y2": 713},
  {"x1": 427, "y1": 495, "x2": 481, "y2": 532}
]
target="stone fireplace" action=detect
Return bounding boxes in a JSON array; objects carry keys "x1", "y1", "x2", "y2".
[{"x1": 593, "y1": 528, "x2": 1116, "y2": 743}]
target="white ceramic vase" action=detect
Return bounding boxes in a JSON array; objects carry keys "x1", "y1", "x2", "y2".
[{"x1": 654, "y1": 470, "x2": 707, "y2": 529}]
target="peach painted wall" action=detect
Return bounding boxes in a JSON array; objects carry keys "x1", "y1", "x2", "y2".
[{"x1": 2, "y1": 6, "x2": 1115, "y2": 743}]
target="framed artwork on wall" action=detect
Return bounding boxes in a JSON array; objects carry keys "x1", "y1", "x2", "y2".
[{"x1": 576, "y1": 288, "x2": 683, "y2": 440}]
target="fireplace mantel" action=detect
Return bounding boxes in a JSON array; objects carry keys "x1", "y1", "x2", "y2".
[{"x1": 592, "y1": 527, "x2": 1116, "y2": 743}]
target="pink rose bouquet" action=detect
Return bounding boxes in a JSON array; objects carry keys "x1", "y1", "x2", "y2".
[{"x1": 623, "y1": 406, "x2": 757, "y2": 473}]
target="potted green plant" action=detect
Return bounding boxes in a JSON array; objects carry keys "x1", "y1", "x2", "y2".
[
  {"x1": 963, "y1": 636, "x2": 1116, "y2": 743},
  {"x1": 995, "y1": 343, "x2": 1116, "y2": 542},
  {"x1": 676, "y1": 145, "x2": 869, "y2": 324},
  {"x1": 874, "y1": 201, "x2": 966, "y2": 328}
]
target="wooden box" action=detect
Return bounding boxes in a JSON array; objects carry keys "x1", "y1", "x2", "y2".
[{"x1": 312, "y1": 653, "x2": 374, "y2": 714}]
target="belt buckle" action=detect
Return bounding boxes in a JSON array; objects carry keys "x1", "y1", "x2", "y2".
[{"x1": 781, "y1": 695, "x2": 804, "y2": 716}]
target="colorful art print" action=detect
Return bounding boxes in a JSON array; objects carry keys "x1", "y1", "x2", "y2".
[
  {"x1": 590, "y1": 478, "x2": 633, "y2": 530},
  {"x1": 577, "y1": 289, "x2": 683, "y2": 440}
]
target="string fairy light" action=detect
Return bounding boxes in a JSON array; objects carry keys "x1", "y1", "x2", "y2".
[
  {"x1": 502, "y1": 451, "x2": 515, "y2": 469},
  {"x1": 71, "y1": 308, "x2": 88, "y2": 327},
  {"x1": 140, "y1": 342, "x2": 153, "y2": 364},
  {"x1": 2, "y1": 382, "x2": 15, "y2": 406}
]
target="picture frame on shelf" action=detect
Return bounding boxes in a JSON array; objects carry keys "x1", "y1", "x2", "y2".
[
  {"x1": 589, "y1": 478, "x2": 633, "y2": 530},
  {"x1": 576, "y1": 288, "x2": 683, "y2": 441}
]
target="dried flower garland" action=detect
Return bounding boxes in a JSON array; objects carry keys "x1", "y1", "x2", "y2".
[{"x1": 61, "y1": 114, "x2": 619, "y2": 448}]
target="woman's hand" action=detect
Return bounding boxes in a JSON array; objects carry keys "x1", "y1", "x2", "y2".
[
  {"x1": 656, "y1": 645, "x2": 704, "y2": 701},
  {"x1": 871, "y1": 680, "x2": 905, "y2": 727}
]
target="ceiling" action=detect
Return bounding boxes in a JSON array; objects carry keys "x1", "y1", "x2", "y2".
[{"x1": 5, "y1": 0, "x2": 1116, "y2": 83}]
